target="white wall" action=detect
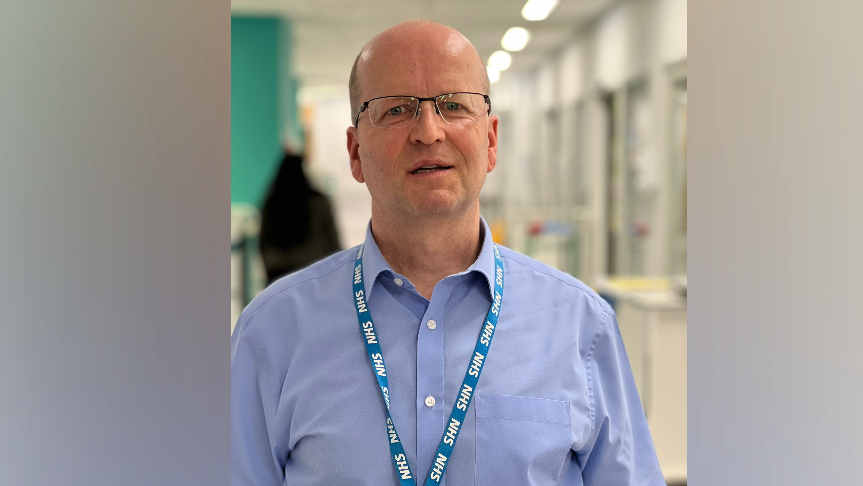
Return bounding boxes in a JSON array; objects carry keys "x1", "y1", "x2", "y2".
[
  {"x1": 491, "y1": 0, "x2": 687, "y2": 282},
  {"x1": 301, "y1": 86, "x2": 372, "y2": 249}
]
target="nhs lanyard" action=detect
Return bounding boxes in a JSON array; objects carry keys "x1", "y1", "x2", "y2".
[{"x1": 352, "y1": 243, "x2": 504, "y2": 486}]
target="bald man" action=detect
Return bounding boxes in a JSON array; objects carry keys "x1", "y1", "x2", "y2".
[{"x1": 232, "y1": 21, "x2": 665, "y2": 486}]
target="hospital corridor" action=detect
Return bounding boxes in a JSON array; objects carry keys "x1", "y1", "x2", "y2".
[{"x1": 231, "y1": 0, "x2": 688, "y2": 483}]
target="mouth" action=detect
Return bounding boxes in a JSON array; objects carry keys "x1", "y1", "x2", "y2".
[{"x1": 410, "y1": 164, "x2": 454, "y2": 175}]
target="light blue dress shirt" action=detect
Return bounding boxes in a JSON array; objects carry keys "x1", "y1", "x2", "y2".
[{"x1": 232, "y1": 219, "x2": 664, "y2": 485}]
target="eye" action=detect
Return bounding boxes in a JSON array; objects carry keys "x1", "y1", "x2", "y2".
[
  {"x1": 387, "y1": 106, "x2": 405, "y2": 116},
  {"x1": 445, "y1": 102, "x2": 461, "y2": 111}
]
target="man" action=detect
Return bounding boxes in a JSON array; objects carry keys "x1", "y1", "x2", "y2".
[{"x1": 232, "y1": 20, "x2": 665, "y2": 485}]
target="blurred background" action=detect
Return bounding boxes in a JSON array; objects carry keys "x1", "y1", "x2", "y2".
[{"x1": 230, "y1": 0, "x2": 686, "y2": 482}]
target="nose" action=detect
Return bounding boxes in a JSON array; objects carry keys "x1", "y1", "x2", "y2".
[{"x1": 410, "y1": 100, "x2": 446, "y2": 145}]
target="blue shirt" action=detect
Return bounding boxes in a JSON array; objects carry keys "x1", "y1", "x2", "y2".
[{"x1": 231, "y1": 219, "x2": 664, "y2": 485}]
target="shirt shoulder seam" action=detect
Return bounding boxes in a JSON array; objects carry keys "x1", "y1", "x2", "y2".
[
  {"x1": 239, "y1": 318, "x2": 280, "y2": 409},
  {"x1": 579, "y1": 304, "x2": 613, "y2": 454},
  {"x1": 242, "y1": 256, "x2": 355, "y2": 322},
  {"x1": 501, "y1": 254, "x2": 610, "y2": 311}
]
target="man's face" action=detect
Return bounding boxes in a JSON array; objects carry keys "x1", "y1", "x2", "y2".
[{"x1": 346, "y1": 30, "x2": 498, "y2": 220}]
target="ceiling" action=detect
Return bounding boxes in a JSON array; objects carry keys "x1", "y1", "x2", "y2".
[{"x1": 232, "y1": 0, "x2": 619, "y2": 89}]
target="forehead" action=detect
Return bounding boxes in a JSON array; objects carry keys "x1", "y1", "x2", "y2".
[{"x1": 361, "y1": 33, "x2": 484, "y2": 99}]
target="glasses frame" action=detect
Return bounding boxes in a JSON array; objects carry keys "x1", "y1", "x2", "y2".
[{"x1": 353, "y1": 92, "x2": 492, "y2": 128}]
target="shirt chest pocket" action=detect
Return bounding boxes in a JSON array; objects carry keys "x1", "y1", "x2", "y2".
[{"x1": 474, "y1": 394, "x2": 572, "y2": 486}]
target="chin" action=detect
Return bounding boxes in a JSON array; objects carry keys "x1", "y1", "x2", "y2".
[{"x1": 403, "y1": 194, "x2": 459, "y2": 216}]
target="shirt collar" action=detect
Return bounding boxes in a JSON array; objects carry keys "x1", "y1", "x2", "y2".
[{"x1": 361, "y1": 216, "x2": 497, "y2": 301}]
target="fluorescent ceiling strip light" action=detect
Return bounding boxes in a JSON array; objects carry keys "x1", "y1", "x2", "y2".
[
  {"x1": 522, "y1": 0, "x2": 559, "y2": 21},
  {"x1": 502, "y1": 27, "x2": 530, "y2": 51},
  {"x1": 488, "y1": 50, "x2": 512, "y2": 71}
]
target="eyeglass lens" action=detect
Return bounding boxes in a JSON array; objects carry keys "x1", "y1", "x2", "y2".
[{"x1": 367, "y1": 93, "x2": 487, "y2": 128}]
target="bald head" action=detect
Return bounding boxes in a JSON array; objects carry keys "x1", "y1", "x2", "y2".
[{"x1": 349, "y1": 20, "x2": 490, "y2": 121}]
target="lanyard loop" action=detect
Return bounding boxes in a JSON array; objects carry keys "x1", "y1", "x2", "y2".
[{"x1": 352, "y1": 244, "x2": 504, "y2": 485}]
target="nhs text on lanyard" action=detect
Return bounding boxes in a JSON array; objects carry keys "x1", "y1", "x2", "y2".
[{"x1": 352, "y1": 244, "x2": 504, "y2": 485}]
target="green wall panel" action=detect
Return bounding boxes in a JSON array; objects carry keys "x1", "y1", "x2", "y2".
[{"x1": 231, "y1": 17, "x2": 283, "y2": 207}]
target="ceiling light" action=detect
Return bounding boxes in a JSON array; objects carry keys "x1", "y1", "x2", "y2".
[
  {"x1": 487, "y1": 66, "x2": 500, "y2": 83},
  {"x1": 488, "y1": 51, "x2": 512, "y2": 71},
  {"x1": 501, "y1": 27, "x2": 531, "y2": 52},
  {"x1": 521, "y1": 0, "x2": 559, "y2": 21}
]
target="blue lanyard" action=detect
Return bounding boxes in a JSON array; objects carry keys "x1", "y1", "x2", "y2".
[{"x1": 352, "y1": 243, "x2": 504, "y2": 485}]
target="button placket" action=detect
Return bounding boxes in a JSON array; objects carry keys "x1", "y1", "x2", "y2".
[{"x1": 415, "y1": 281, "x2": 455, "y2": 481}]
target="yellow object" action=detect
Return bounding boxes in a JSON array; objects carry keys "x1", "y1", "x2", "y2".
[{"x1": 490, "y1": 219, "x2": 507, "y2": 245}]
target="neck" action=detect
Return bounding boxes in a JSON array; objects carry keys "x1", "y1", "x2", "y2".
[{"x1": 370, "y1": 206, "x2": 483, "y2": 300}]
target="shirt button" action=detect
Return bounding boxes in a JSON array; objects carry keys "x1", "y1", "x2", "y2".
[
  {"x1": 427, "y1": 319, "x2": 437, "y2": 330},
  {"x1": 425, "y1": 396, "x2": 436, "y2": 407},
  {"x1": 393, "y1": 277, "x2": 404, "y2": 286}
]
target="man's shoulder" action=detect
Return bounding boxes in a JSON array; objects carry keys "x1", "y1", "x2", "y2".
[
  {"x1": 241, "y1": 246, "x2": 358, "y2": 322},
  {"x1": 497, "y1": 245, "x2": 611, "y2": 313}
]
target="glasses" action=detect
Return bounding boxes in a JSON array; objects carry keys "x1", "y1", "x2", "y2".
[{"x1": 353, "y1": 92, "x2": 491, "y2": 128}]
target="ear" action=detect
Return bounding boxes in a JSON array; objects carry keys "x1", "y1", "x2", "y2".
[
  {"x1": 486, "y1": 114, "x2": 499, "y2": 173},
  {"x1": 346, "y1": 126, "x2": 365, "y2": 183}
]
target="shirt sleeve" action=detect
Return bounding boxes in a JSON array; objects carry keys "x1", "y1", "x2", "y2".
[
  {"x1": 576, "y1": 308, "x2": 665, "y2": 485},
  {"x1": 231, "y1": 315, "x2": 284, "y2": 486}
]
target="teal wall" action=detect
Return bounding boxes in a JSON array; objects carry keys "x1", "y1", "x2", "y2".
[{"x1": 231, "y1": 16, "x2": 300, "y2": 207}]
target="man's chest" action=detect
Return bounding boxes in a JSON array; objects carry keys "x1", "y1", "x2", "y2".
[{"x1": 274, "y1": 304, "x2": 593, "y2": 485}]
